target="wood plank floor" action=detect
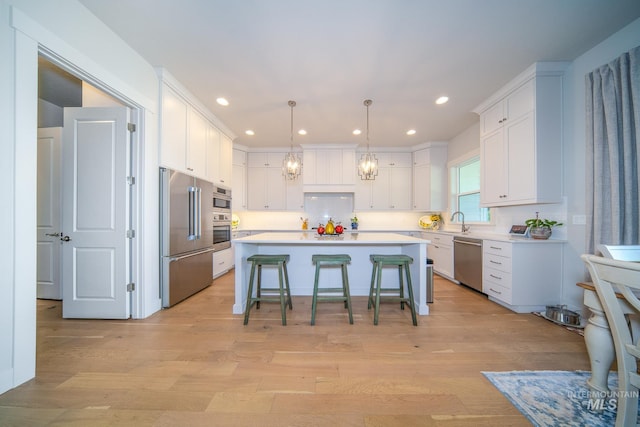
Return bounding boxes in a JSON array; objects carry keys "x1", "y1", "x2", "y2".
[{"x1": 0, "y1": 272, "x2": 591, "y2": 426}]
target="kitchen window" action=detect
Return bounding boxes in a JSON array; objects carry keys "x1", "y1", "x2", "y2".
[{"x1": 449, "y1": 153, "x2": 490, "y2": 223}]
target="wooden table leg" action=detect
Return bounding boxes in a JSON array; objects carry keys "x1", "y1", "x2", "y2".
[{"x1": 583, "y1": 304, "x2": 614, "y2": 393}]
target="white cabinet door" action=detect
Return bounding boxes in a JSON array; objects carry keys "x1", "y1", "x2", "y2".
[
  {"x1": 480, "y1": 129, "x2": 507, "y2": 205},
  {"x1": 389, "y1": 167, "x2": 412, "y2": 209},
  {"x1": 412, "y1": 146, "x2": 447, "y2": 211},
  {"x1": 187, "y1": 107, "x2": 208, "y2": 177},
  {"x1": 354, "y1": 178, "x2": 372, "y2": 210},
  {"x1": 370, "y1": 168, "x2": 390, "y2": 209},
  {"x1": 205, "y1": 122, "x2": 220, "y2": 184},
  {"x1": 232, "y1": 149, "x2": 247, "y2": 210},
  {"x1": 505, "y1": 114, "x2": 535, "y2": 203},
  {"x1": 218, "y1": 133, "x2": 233, "y2": 186},
  {"x1": 286, "y1": 177, "x2": 304, "y2": 210},
  {"x1": 247, "y1": 153, "x2": 287, "y2": 210},
  {"x1": 160, "y1": 84, "x2": 188, "y2": 172}
]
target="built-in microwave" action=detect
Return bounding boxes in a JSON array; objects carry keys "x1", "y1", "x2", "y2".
[{"x1": 213, "y1": 186, "x2": 232, "y2": 212}]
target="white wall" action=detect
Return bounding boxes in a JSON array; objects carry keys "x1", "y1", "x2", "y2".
[
  {"x1": 446, "y1": 17, "x2": 640, "y2": 312},
  {"x1": 1, "y1": 0, "x2": 162, "y2": 394}
]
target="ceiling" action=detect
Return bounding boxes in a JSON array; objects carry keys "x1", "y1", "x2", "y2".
[{"x1": 78, "y1": 0, "x2": 640, "y2": 149}]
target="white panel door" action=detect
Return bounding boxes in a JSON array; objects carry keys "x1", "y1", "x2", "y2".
[
  {"x1": 62, "y1": 107, "x2": 130, "y2": 319},
  {"x1": 37, "y1": 128, "x2": 62, "y2": 300}
]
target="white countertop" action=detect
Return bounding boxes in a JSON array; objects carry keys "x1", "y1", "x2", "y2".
[{"x1": 233, "y1": 231, "x2": 428, "y2": 245}]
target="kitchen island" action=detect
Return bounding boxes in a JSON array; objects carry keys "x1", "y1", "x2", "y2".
[{"x1": 232, "y1": 232, "x2": 429, "y2": 316}]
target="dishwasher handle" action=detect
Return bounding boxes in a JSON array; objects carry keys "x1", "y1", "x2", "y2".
[{"x1": 454, "y1": 239, "x2": 482, "y2": 247}]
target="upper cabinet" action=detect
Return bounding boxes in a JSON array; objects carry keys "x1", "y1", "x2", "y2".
[
  {"x1": 158, "y1": 69, "x2": 236, "y2": 184},
  {"x1": 232, "y1": 148, "x2": 247, "y2": 211},
  {"x1": 355, "y1": 151, "x2": 413, "y2": 211},
  {"x1": 473, "y1": 62, "x2": 567, "y2": 207},
  {"x1": 412, "y1": 144, "x2": 447, "y2": 211},
  {"x1": 246, "y1": 152, "x2": 287, "y2": 210},
  {"x1": 302, "y1": 145, "x2": 356, "y2": 192}
]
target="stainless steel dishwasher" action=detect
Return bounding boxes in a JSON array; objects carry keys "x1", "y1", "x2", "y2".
[{"x1": 453, "y1": 236, "x2": 483, "y2": 292}]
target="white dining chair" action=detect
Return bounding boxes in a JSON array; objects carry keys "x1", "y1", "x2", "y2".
[{"x1": 582, "y1": 254, "x2": 640, "y2": 427}]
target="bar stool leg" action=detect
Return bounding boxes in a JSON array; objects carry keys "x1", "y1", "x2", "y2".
[
  {"x1": 398, "y1": 265, "x2": 405, "y2": 310},
  {"x1": 342, "y1": 263, "x2": 354, "y2": 324},
  {"x1": 278, "y1": 261, "x2": 287, "y2": 326},
  {"x1": 283, "y1": 260, "x2": 293, "y2": 309},
  {"x1": 368, "y1": 261, "x2": 377, "y2": 310},
  {"x1": 404, "y1": 261, "x2": 417, "y2": 326},
  {"x1": 374, "y1": 261, "x2": 383, "y2": 326},
  {"x1": 256, "y1": 265, "x2": 262, "y2": 309},
  {"x1": 311, "y1": 262, "x2": 321, "y2": 326},
  {"x1": 243, "y1": 262, "x2": 257, "y2": 325}
]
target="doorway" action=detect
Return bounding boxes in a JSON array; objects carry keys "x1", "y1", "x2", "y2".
[{"x1": 36, "y1": 55, "x2": 138, "y2": 319}]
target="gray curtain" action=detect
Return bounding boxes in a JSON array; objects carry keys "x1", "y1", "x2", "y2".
[{"x1": 585, "y1": 45, "x2": 640, "y2": 254}]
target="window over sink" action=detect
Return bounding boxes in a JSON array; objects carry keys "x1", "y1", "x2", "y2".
[{"x1": 449, "y1": 152, "x2": 490, "y2": 223}]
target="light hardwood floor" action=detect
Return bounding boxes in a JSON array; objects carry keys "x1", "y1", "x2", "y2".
[{"x1": 0, "y1": 272, "x2": 590, "y2": 426}]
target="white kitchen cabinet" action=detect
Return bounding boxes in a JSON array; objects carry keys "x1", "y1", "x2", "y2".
[
  {"x1": 422, "y1": 232, "x2": 454, "y2": 279},
  {"x1": 186, "y1": 107, "x2": 208, "y2": 178},
  {"x1": 247, "y1": 152, "x2": 287, "y2": 210},
  {"x1": 482, "y1": 239, "x2": 563, "y2": 313},
  {"x1": 412, "y1": 144, "x2": 447, "y2": 211},
  {"x1": 158, "y1": 70, "x2": 235, "y2": 182},
  {"x1": 232, "y1": 149, "x2": 247, "y2": 211},
  {"x1": 213, "y1": 248, "x2": 234, "y2": 278},
  {"x1": 218, "y1": 133, "x2": 233, "y2": 187},
  {"x1": 159, "y1": 83, "x2": 188, "y2": 173},
  {"x1": 302, "y1": 146, "x2": 356, "y2": 191},
  {"x1": 206, "y1": 125, "x2": 233, "y2": 188},
  {"x1": 355, "y1": 152, "x2": 412, "y2": 210},
  {"x1": 474, "y1": 63, "x2": 566, "y2": 207},
  {"x1": 286, "y1": 176, "x2": 304, "y2": 211}
]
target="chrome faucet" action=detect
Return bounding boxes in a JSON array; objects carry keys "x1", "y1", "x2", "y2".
[{"x1": 450, "y1": 211, "x2": 469, "y2": 233}]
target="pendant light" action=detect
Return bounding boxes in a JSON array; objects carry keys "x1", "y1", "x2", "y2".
[
  {"x1": 282, "y1": 100, "x2": 302, "y2": 180},
  {"x1": 358, "y1": 99, "x2": 378, "y2": 180}
]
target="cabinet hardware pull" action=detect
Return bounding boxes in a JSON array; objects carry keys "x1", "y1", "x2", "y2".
[
  {"x1": 490, "y1": 274, "x2": 502, "y2": 280},
  {"x1": 490, "y1": 260, "x2": 502, "y2": 264},
  {"x1": 489, "y1": 288, "x2": 502, "y2": 294},
  {"x1": 490, "y1": 246, "x2": 501, "y2": 250}
]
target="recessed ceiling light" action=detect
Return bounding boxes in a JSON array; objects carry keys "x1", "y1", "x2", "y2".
[
  {"x1": 435, "y1": 96, "x2": 449, "y2": 105},
  {"x1": 353, "y1": 129, "x2": 362, "y2": 135},
  {"x1": 216, "y1": 97, "x2": 229, "y2": 106},
  {"x1": 298, "y1": 129, "x2": 307, "y2": 135},
  {"x1": 406, "y1": 129, "x2": 417, "y2": 135},
  {"x1": 245, "y1": 130, "x2": 255, "y2": 136}
]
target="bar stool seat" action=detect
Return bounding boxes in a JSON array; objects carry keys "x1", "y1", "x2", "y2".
[
  {"x1": 243, "y1": 254, "x2": 292, "y2": 326},
  {"x1": 368, "y1": 254, "x2": 417, "y2": 326},
  {"x1": 311, "y1": 254, "x2": 353, "y2": 325}
]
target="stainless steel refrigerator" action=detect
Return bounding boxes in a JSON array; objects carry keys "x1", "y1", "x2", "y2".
[{"x1": 160, "y1": 167, "x2": 214, "y2": 307}]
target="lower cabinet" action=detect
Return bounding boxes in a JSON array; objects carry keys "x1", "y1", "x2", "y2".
[
  {"x1": 482, "y1": 239, "x2": 563, "y2": 313},
  {"x1": 422, "y1": 232, "x2": 454, "y2": 279},
  {"x1": 213, "y1": 248, "x2": 234, "y2": 278}
]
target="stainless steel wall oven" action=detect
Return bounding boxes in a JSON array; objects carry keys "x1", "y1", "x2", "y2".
[{"x1": 213, "y1": 213, "x2": 232, "y2": 251}]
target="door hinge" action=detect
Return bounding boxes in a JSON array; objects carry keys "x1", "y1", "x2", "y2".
[
  {"x1": 127, "y1": 123, "x2": 136, "y2": 132},
  {"x1": 127, "y1": 283, "x2": 135, "y2": 292},
  {"x1": 127, "y1": 176, "x2": 136, "y2": 185},
  {"x1": 126, "y1": 230, "x2": 136, "y2": 239}
]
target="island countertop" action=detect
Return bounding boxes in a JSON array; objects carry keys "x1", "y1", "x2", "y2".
[
  {"x1": 233, "y1": 231, "x2": 429, "y2": 245},
  {"x1": 232, "y1": 232, "x2": 430, "y2": 317}
]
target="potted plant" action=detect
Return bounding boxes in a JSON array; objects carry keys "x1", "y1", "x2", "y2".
[{"x1": 525, "y1": 212, "x2": 563, "y2": 240}]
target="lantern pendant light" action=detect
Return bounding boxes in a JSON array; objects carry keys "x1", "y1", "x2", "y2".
[
  {"x1": 282, "y1": 100, "x2": 302, "y2": 180},
  {"x1": 358, "y1": 99, "x2": 378, "y2": 180}
]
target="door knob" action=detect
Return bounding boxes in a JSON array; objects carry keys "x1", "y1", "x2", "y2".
[{"x1": 60, "y1": 235, "x2": 71, "y2": 242}]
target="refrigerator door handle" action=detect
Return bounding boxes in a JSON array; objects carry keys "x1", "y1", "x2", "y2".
[
  {"x1": 196, "y1": 186, "x2": 202, "y2": 239},
  {"x1": 167, "y1": 247, "x2": 215, "y2": 262},
  {"x1": 188, "y1": 186, "x2": 197, "y2": 240}
]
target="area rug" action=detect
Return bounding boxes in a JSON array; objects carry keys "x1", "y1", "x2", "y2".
[{"x1": 482, "y1": 370, "x2": 639, "y2": 426}]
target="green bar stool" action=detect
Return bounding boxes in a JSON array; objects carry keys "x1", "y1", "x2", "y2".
[
  {"x1": 311, "y1": 254, "x2": 353, "y2": 325},
  {"x1": 243, "y1": 254, "x2": 292, "y2": 326},
  {"x1": 368, "y1": 254, "x2": 417, "y2": 326}
]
